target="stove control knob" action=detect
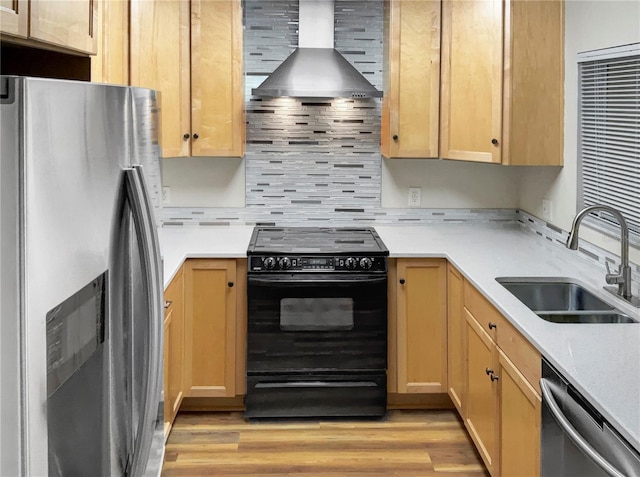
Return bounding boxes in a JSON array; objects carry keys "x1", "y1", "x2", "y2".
[
  {"x1": 360, "y1": 257, "x2": 373, "y2": 270},
  {"x1": 278, "y1": 257, "x2": 292, "y2": 270},
  {"x1": 263, "y1": 257, "x2": 277, "y2": 270},
  {"x1": 345, "y1": 257, "x2": 357, "y2": 270}
]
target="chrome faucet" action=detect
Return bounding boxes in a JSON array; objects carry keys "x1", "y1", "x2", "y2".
[{"x1": 566, "y1": 205, "x2": 636, "y2": 303}]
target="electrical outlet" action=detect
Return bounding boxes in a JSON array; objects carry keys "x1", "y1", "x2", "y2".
[
  {"x1": 162, "y1": 186, "x2": 171, "y2": 205},
  {"x1": 542, "y1": 199, "x2": 552, "y2": 221},
  {"x1": 408, "y1": 187, "x2": 421, "y2": 207}
]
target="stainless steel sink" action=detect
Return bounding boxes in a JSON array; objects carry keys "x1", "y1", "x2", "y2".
[
  {"x1": 496, "y1": 277, "x2": 638, "y2": 324},
  {"x1": 536, "y1": 312, "x2": 636, "y2": 324}
]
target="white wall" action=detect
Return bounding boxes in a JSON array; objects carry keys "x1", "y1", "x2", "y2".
[
  {"x1": 518, "y1": 0, "x2": 640, "y2": 264},
  {"x1": 382, "y1": 159, "x2": 520, "y2": 208},
  {"x1": 162, "y1": 157, "x2": 245, "y2": 207}
]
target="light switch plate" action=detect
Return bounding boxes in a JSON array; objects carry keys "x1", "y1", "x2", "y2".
[
  {"x1": 542, "y1": 199, "x2": 552, "y2": 221},
  {"x1": 162, "y1": 186, "x2": 171, "y2": 205},
  {"x1": 408, "y1": 187, "x2": 421, "y2": 207}
]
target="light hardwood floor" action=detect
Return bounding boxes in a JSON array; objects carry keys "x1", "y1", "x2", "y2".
[{"x1": 163, "y1": 410, "x2": 489, "y2": 476}]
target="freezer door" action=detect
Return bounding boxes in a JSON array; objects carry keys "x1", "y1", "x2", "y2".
[
  {"x1": 20, "y1": 78, "x2": 131, "y2": 476},
  {"x1": 0, "y1": 76, "x2": 23, "y2": 477}
]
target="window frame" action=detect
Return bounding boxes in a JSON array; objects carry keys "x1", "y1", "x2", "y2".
[{"x1": 577, "y1": 42, "x2": 640, "y2": 246}]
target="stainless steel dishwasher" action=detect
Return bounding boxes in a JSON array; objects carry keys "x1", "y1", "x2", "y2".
[{"x1": 541, "y1": 359, "x2": 640, "y2": 477}]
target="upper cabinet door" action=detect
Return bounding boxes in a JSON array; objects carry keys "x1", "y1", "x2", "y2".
[
  {"x1": 191, "y1": 0, "x2": 245, "y2": 157},
  {"x1": 382, "y1": 0, "x2": 440, "y2": 159},
  {"x1": 29, "y1": 0, "x2": 98, "y2": 54},
  {"x1": 0, "y1": 0, "x2": 28, "y2": 37},
  {"x1": 91, "y1": 0, "x2": 129, "y2": 85},
  {"x1": 440, "y1": 0, "x2": 503, "y2": 163},
  {"x1": 130, "y1": 0, "x2": 191, "y2": 158}
]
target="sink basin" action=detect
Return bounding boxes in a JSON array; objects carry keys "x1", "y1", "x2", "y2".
[
  {"x1": 496, "y1": 277, "x2": 638, "y2": 324},
  {"x1": 536, "y1": 312, "x2": 636, "y2": 324},
  {"x1": 496, "y1": 278, "x2": 615, "y2": 312}
]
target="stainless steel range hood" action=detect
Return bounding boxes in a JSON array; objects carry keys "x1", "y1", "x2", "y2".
[{"x1": 251, "y1": 0, "x2": 382, "y2": 99}]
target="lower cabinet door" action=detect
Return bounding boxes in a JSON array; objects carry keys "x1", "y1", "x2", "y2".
[
  {"x1": 465, "y1": 309, "x2": 498, "y2": 474},
  {"x1": 184, "y1": 259, "x2": 237, "y2": 397},
  {"x1": 498, "y1": 349, "x2": 541, "y2": 477}
]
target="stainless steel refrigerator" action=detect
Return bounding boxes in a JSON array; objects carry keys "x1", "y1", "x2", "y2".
[{"x1": 0, "y1": 76, "x2": 165, "y2": 476}]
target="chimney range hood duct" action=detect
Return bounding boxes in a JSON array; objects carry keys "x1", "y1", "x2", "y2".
[{"x1": 251, "y1": 0, "x2": 383, "y2": 99}]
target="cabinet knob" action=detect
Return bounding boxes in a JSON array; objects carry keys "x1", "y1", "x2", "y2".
[
  {"x1": 488, "y1": 322, "x2": 497, "y2": 330},
  {"x1": 183, "y1": 133, "x2": 190, "y2": 140},
  {"x1": 164, "y1": 300, "x2": 173, "y2": 309},
  {"x1": 485, "y1": 367, "x2": 493, "y2": 375},
  {"x1": 193, "y1": 133, "x2": 199, "y2": 140},
  {"x1": 399, "y1": 278, "x2": 405, "y2": 285},
  {"x1": 228, "y1": 281, "x2": 234, "y2": 288},
  {"x1": 490, "y1": 374, "x2": 500, "y2": 382},
  {"x1": 491, "y1": 138, "x2": 499, "y2": 146},
  {"x1": 393, "y1": 135, "x2": 399, "y2": 141}
]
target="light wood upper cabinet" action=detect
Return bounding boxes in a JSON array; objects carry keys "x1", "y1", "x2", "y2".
[
  {"x1": 502, "y1": 0, "x2": 564, "y2": 166},
  {"x1": 29, "y1": 0, "x2": 98, "y2": 54},
  {"x1": 191, "y1": 0, "x2": 245, "y2": 157},
  {"x1": 382, "y1": 0, "x2": 440, "y2": 158},
  {"x1": 130, "y1": 0, "x2": 244, "y2": 158},
  {"x1": 184, "y1": 258, "x2": 240, "y2": 398},
  {"x1": 395, "y1": 259, "x2": 447, "y2": 393},
  {"x1": 91, "y1": 0, "x2": 129, "y2": 84},
  {"x1": 0, "y1": 0, "x2": 28, "y2": 37},
  {"x1": 440, "y1": 0, "x2": 503, "y2": 164},
  {"x1": 447, "y1": 264, "x2": 465, "y2": 416},
  {"x1": 130, "y1": 0, "x2": 191, "y2": 158},
  {"x1": 440, "y1": 0, "x2": 564, "y2": 166},
  {"x1": 1, "y1": 0, "x2": 97, "y2": 54},
  {"x1": 164, "y1": 266, "x2": 185, "y2": 437}
]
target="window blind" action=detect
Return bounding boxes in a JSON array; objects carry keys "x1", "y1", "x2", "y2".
[{"x1": 578, "y1": 43, "x2": 640, "y2": 237}]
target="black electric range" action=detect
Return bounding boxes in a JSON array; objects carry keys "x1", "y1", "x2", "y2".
[
  {"x1": 247, "y1": 226, "x2": 389, "y2": 273},
  {"x1": 245, "y1": 227, "x2": 389, "y2": 420}
]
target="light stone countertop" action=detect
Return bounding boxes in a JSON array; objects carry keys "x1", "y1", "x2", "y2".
[{"x1": 160, "y1": 222, "x2": 640, "y2": 452}]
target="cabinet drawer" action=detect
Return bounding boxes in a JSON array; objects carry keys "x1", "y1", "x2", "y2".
[
  {"x1": 464, "y1": 280, "x2": 505, "y2": 339},
  {"x1": 464, "y1": 280, "x2": 541, "y2": 393}
]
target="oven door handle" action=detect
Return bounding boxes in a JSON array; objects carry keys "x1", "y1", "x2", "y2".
[
  {"x1": 248, "y1": 274, "x2": 387, "y2": 287},
  {"x1": 256, "y1": 381, "x2": 378, "y2": 389},
  {"x1": 540, "y1": 378, "x2": 626, "y2": 477}
]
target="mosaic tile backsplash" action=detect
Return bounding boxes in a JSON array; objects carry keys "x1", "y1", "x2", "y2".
[{"x1": 244, "y1": 0, "x2": 384, "y2": 216}]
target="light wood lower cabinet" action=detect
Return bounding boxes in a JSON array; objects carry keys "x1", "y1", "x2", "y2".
[
  {"x1": 164, "y1": 266, "x2": 185, "y2": 436},
  {"x1": 447, "y1": 264, "x2": 465, "y2": 415},
  {"x1": 498, "y1": 349, "x2": 541, "y2": 477},
  {"x1": 465, "y1": 308, "x2": 499, "y2": 474},
  {"x1": 183, "y1": 258, "x2": 246, "y2": 398},
  {"x1": 462, "y1": 279, "x2": 542, "y2": 477},
  {"x1": 394, "y1": 258, "x2": 447, "y2": 393}
]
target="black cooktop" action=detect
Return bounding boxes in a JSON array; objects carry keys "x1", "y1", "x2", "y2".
[{"x1": 247, "y1": 227, "x2": 389, "y2": 256}]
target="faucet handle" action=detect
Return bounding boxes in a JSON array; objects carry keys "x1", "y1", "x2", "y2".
[{"x1": 605, "y1": 261, "x2": 623, "y2": 284}]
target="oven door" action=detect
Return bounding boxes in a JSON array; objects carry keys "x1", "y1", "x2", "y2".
[{"x1": 246, "y1": 273, "x2": 387, "y2": 374}]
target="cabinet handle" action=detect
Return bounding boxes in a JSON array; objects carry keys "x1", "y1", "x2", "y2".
[
  {"x1": 491, "y1": 138, "x2": 499, "y2": 146},
  {"x1": 488, "y1": 322, "x2": 497, "y2": 330},
  {"x1": 193, "y1": 133, "x2": 199, "y2": 140},
  {"x1": 183, "y1": 133, "x2": 190, "y2": 140},
  {"x1": 393, "y1": 134, "x2": 399, "y2": 141},
  {"x1": 485, "y1": 367, "x2": 493, "y2": 375},
  {"x1": 490, "y1": 374, "x2": 500, "y2": 382},
  {"x1": 228, "y1": 281, "x2": 234, "y2": 288},
  {"x1": 399, "y1": 278, "x2": 405, "y2": 285},
  {"x1": 164, "y1": 300, "x2": 173, "y2": 309}
]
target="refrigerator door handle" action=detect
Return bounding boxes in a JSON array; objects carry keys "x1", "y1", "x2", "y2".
[
  {"x1": 124, "y1": 167, "x2": 163, "y2": 477},
  {"x1": 540, "y1": 378, "x2": 625, "y2": 477}
]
